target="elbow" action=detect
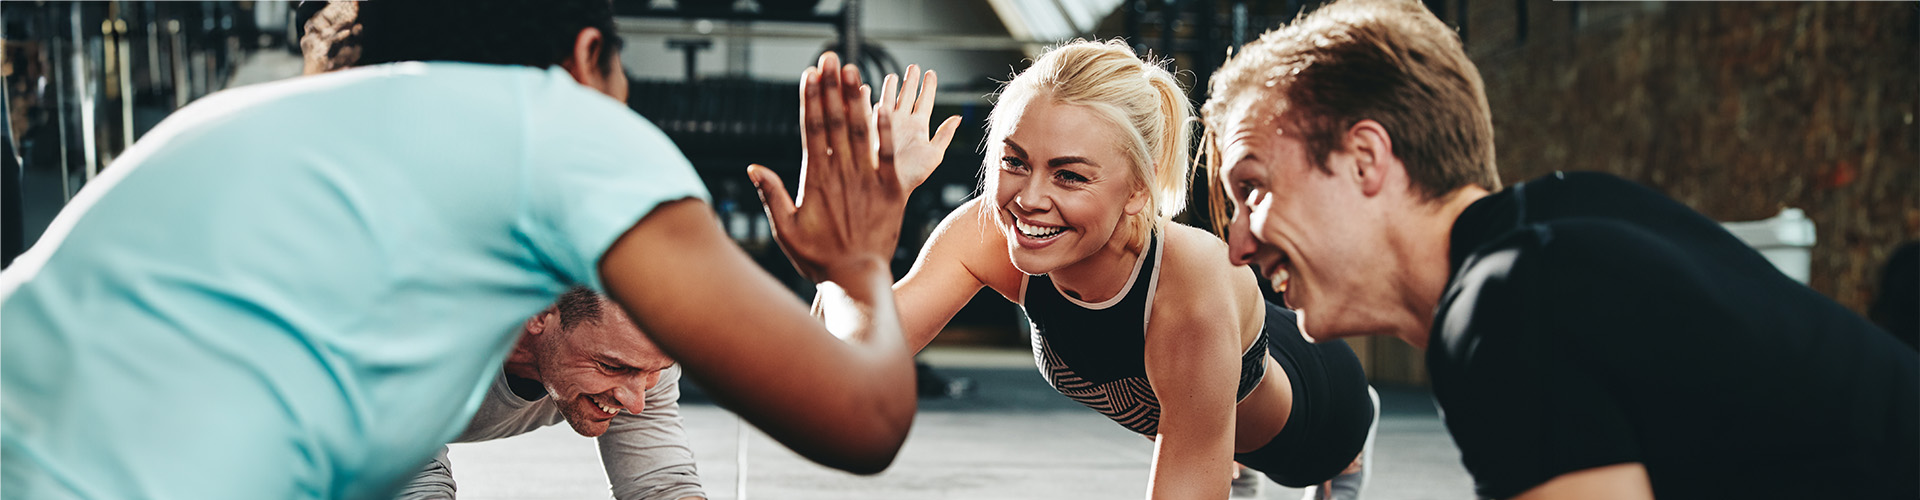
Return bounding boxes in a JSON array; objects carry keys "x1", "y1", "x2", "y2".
[
  {"x1": 855, "y1": 403, "x2": 916, "y2": 475},
  {"x1": 798, "y1": 413, "x2": 911, "y2": 475},
  {"x1": 810, "y1": 374, "x2": 917, "y2": 475},
  {"x1": 832, "y1": 443, "x2": 903, "y2": 476}
]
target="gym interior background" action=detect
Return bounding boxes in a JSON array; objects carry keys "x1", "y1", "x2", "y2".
[{"x1": 3, "y1": 0, "x2": 1915, "y2": 388}]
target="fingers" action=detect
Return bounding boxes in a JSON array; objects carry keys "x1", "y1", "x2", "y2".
[
  {"x1": 931, "y1": 115, "x2": 962, "y2": 152},
  {"x1": 901, "y1": 65, "x2": 922, "y2": 115},
  {"x1": 875, "y1": 104, "x2": 898, "y2": 187},
  {"x1": 748, "y1": 164, "x2": 796, "y2": 225},
  {"x1": 910, "y1": 67, "x2": 936, "y2": 117},
  {"x1": 799, "y1": 66, "x2": 827, "y2": 205},
  {"x1": 842, "y1": 68, "x2": 875, "y2": 171},
  {"x1": 819, "y1": 57, "x2": 854, "y2": 180},
  {"x1": 878, "y1": 73, "x2": 899, "y2": 118},
  {"x1": 871, "y1": 73, "x2": 896, "y2": 135}
]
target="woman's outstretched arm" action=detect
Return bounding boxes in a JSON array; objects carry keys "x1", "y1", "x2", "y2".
[{"x1": 1143, "y1": 230, "x2": 1264, "y2": 499}]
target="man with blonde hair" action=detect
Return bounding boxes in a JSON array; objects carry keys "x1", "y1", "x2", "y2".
[{"x1": 1204, "y1": 0, "x2": 1918, "y2": 498}]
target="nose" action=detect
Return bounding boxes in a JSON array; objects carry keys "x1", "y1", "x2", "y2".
[
  {"x1": 1011, "y1": 173, "x2": 1054, "y2": 213},
  {"x1": 616, "y1": 371, "x2": 661, "y2": 415},
  {"x1": 1226, "y1": 209, "x2": 1259, "y2": 267}
]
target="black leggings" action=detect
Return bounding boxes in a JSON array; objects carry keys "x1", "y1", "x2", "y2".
[{"x1": 1233, "y1": 303, "x2": 1375, "y2": 487}]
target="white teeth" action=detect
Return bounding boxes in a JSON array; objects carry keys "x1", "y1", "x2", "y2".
[
  {"x1": 1271, "y1": 268, "x2": 1290, "y2": 293},
  {"x1": 1015, "y1": 220, "x2": 1065, "y2": 239},
  {"x1": 594, "y1": 398, "x2": 619, "y2": 415}
]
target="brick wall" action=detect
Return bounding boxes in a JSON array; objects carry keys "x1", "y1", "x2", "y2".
[{"x1": 1461, "y1": 1, "x2": 1918, "y2": 315}]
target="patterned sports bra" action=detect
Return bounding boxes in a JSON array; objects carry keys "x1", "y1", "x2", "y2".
[{"x1": 1022, "y1": 233, "x2": 1268, "y2": 436}]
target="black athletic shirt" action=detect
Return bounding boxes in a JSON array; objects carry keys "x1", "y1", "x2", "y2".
[
  {"x1": 1023, "y1": 233, "x2": 1268, "y2": 437},
  {"x1": 1430, "y1": 172, "x2": 1920, "y2": 499}
]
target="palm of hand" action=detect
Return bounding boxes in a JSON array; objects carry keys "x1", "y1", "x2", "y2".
[{"x1": 875, "y1": 65, "x2": 962, "y2": 194}]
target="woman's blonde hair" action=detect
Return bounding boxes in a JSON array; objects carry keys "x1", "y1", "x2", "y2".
[{"x1": 984, "y1": 39, "x2": 1194, "y2": 245}]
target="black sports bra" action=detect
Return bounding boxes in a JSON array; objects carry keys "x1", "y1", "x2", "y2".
[{"x1": 1022, "y1": 233, "x2": 1269, "y2": 436}]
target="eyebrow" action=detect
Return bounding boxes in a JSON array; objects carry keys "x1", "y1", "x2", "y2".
[
  {"x1": 604, "y1": 354, "x2": 674, "y2": 371},
  {"x1": 1049, "y1": 156, "x2": 1097, "y2": 169},
  {"x1": 1229, "y1": 153, "x2": 1258, "y2": 172},
  {"x1": 1004, "y1": 140, "x2": 1028, "y2": 158},
  {"x1": 1003, "y1": 138, "x2": 1100, "y2": 169},
  {"x1": 599, "y1": 353, "x2": 642, "y2": 367}
]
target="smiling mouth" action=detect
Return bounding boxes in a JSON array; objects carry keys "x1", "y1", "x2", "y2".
[
  {"x1": 1265, "y1": 254, "x2": 1293, "y2": 295},
  {"x1": 589, "y1": 395, "x2": 621, "y2": 417},
  {"x1": 1014, "y1": 219, "x2": 1067, "y2": 239}
]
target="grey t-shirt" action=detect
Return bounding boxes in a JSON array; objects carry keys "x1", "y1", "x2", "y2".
[{"x1": 395, "y1": 365, "x2": 704, "y2": 500}]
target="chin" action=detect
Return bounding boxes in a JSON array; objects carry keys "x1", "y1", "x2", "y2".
[
  {"x1": 1005, "y1": 246, "x2": 1044, "y2": 274},
  {"x1": 1299, "y1": 327, "x2": 1349, "y2": 344},
  {"x1": 1007, "y1": 250, "x2": 1066, "y2": 277},
  {"x1": 1304, "y1": 313, "x2": 1406, "y2": 344},
  {"x1": 566, "y1": 418, "x2": 611, "y2": 438}
]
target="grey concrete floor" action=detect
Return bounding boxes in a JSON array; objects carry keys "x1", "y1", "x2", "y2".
[{"x1": 444, "y1": 347, "x2": 1476, "y2": 500}]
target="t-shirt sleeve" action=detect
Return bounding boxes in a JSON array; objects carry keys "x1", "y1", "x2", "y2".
[
  {"x1": 517, "y1": 82, "x2": 710, "y2": 291},
  {"x1": 391, "y1": 446, "x2": 457, "y2": 500},
  {"x1": 1429, "y1": 227, "x2": 1642, "y2": 499},
  {"x1": 598, "y1": 365, "x2": 705, "y2": 500}
]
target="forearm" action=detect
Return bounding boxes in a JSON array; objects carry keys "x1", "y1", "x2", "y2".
[
  {"x1": 1141, "y1": 311, "x2": 1242, "y2": 499},
  {"x1": 744, "y1": 259, "x2": 915, "y2": 473},
  {"x1": 598, "y1": 203, "x2": 916, "y2": 475},
  {"x1": 605, "y1": 372, "x2": 708, "y2": 500},
  {"x1": 608, "y1": 474, "x2": 707, "y2": 500},
  {"x1": 392, "y1": 447, "x2": 456, "y2": 500},
  {"x1": 1146, "y1": 436, "x2": 1235, "y2": 500},
  {"x1": 816, "y1": 259, "x2": 916, "y2": 453},
  {"x1": 712, "y1": 269, "x2": 913, "y2": 474},
  {"x1": 604, "y1": 442, "x2": 704, "y2": 500}
]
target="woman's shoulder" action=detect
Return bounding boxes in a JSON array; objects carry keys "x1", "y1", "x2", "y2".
[
  {"x1": 927, "y1": 197, "x2": 1023, "y2": 297},
  {"x1": 1159, "y1": 223, "x2": 1234, "y2": 273},
  {"x1": 1144, "y1": 223, "x2": 1263, "y2": 345},
  {"x1": 1154, "y1": 223, "x2": 1255, "y2": 300}
]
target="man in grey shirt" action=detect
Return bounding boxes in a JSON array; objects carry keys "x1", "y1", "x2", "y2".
[{"x1": 396, "y1": 287, "x2": 704, "y2": 500}]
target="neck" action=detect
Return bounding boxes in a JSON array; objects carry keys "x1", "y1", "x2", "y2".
[
  {"x1": 1048, "y1": 225, "x2": 1150, "y2": 304},
  {"x1": 1389, "y1": 186, "x2": 1490, "y2": 349},
  {"x1": 503, "y1": 360, "x2": 540, "y2": 381}
]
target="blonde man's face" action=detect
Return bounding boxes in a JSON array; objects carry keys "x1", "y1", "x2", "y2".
[{"x1": 1215, "y1": 98, "x2": 1404, "y2": 341}]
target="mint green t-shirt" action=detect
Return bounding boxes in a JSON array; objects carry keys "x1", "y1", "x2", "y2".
[{"x1": 1, "y1": 62, "x2": 708, "y2": 499}]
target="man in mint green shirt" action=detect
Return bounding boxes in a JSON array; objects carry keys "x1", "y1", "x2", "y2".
[{"x1": 1, "y1": 1, "x2": 922, "y2": 498}]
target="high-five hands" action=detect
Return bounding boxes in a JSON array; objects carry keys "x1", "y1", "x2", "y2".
[{"x1": 749, "y1": 52, "x2": 905, "y2": 285}]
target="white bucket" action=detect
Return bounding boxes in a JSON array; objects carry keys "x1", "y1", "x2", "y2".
[{"x1": 1721, "y1": 208, "x2": 1817, "y2": 284}]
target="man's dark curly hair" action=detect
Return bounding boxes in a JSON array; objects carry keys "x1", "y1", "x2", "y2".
[
  {"x1": 553, "y1": 286, "x2": 608, "y2": 332},
  {"x1": 354, "y1": 0, "x2": 623, "y2": 72}
]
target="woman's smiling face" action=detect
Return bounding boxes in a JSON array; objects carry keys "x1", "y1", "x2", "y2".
[{"x1": 990, "y1": 99, "x2": 1147, "y2": 276}]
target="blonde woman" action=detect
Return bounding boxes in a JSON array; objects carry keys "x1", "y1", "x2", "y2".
[{"x1": 753, "y1": 40, "x2": 1378, "y2": 499}]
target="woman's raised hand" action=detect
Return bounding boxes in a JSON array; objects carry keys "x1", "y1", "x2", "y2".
[
  {"x1": 749, "y1": 52, "x2": 905, "y2": 285},
  {"x1": 875, "y1": 65, "x2": 962, "y2": 194}
]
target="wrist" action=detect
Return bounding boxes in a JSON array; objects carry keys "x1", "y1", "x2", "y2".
[{"x1": 820, "y1": 257, "x2": 891, "y2": 293}]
